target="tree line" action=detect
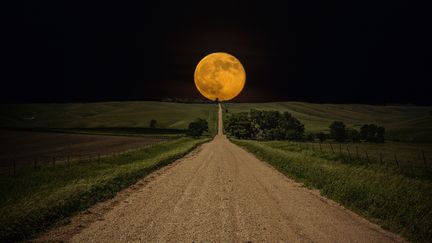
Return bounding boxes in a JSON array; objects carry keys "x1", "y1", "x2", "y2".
[{"x1": 225, "y1": 109, "x2": 385, "y2": 143}]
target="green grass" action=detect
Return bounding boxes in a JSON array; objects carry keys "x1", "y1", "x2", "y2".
[
  {"x1": 0, "y1": 101, "x2": 219, "y2": 135},
  {"x1": 224, "y1": 102, "x2": 432, "y2": 142},
  {"x1": 232, "y1": 139, "x2": 432, "y2": 242},
  {"x1": 0, "y1": 137, "x2": 210, "y2": 242},
  {"x1": 266, "y1": 141, "x2": 432, "y2": 180}
]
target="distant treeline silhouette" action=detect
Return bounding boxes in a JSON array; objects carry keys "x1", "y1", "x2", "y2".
[{"x1": 226, "y1": 109, "x2": 385, "y2": 143}]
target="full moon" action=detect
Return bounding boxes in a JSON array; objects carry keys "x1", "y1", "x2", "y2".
[{"x1": 194, "y1": 52, "x2": 246, "y2": 101}]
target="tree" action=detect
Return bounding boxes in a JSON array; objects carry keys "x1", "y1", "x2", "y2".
[
  {"x1": 329, "y1": 121, "x2": 346, "y2": 142},
  {"x1": 149, "y1": 119, "x2": 157, "y2": 128},
  {"x1": 225, "y1": 112, "x2": 254, "y2": 139},
  {"x1": 360, "y1": 124, "x2": 385, "y2": 143},
  {"x1": 376, "y1": 126, "x2": 385, "y2": 143},
  {"x1": 186, "y1": 118, "x2": 208, "y2": 137},
  {"x1": 305, "y1": 133, "x2": 315, "y2": 141},
  {"x1": 226, "y1": 110, "x2": 305, "y2": 140},
  {"x1": 346, "y1": 128, "x2": 360, "y2": 143},
  {"x1": 316, "y1": 132, "x2": 327, "y2": 142}
]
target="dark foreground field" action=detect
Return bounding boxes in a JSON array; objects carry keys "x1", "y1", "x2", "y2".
[{"x1": 0, "y1": 129, "x2": 168, "y2": 172}]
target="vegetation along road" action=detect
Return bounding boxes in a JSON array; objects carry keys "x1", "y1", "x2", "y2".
[{"x1": 37, "y1": 104, "x2": 405, "y2": 242}]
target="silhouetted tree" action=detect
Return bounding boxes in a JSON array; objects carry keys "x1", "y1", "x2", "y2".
[
  {"x1": 329, "y1": 121, "x2": 346, "y2": 142},
  {"x1": 226, "y1": 110, "x2": 304, "y2": 140},
  {"x1": 360, "y1": 124, "x2": 385, "y2": 143},
  {"x1": 150, "y1": 119, "x2": 157, "y2": 128},
  {"x1": 306, "y1": 133, "x2": 315, "y2": 141},
  {"x1": 346, "y1": 128, "x2": 360, "y2": 143},
  {"x1": 225, "y1": 112, "x2": 253, "y2": 139},
  {"x1": 316, "y1": 132, "x2": 327, "y2": 142},
  {"x1": 187, "y1": 118, "x2": 208, "y2": 137}
]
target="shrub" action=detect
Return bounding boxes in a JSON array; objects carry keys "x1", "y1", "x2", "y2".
[
  {"x1": 186, "y1": 118, "x2": 208, "y2": 137},
  {"x1": 360, "y1": 124, "x2": 385, "y2": 143},
  {"x1": 306, "y1": 133, "x2": 315, "y2": 141},
  {"x1": 316, "y1": 132, "x2": 327, "y2": 142},
  {"x1": 149, "y1": 119, "x2": 157, "y2": 128},
  {"x1": 329, "y1": 121, "x2": 346, "y2": 142},
  {"x1": 346, "y1": 128, "x2": 360, "y2": 143}
]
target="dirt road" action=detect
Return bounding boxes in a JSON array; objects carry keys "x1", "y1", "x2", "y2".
[{"x1": 40, "y1": 104, "x2": 404, "y2": 242}]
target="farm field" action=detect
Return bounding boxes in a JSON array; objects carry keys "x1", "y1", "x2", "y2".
[
  {"x1": 0, "y1": 101, "x2": 219, "y2": 135},
  {"x1": 0, "y1": 129, "x2": 169, "y2": 172},
  {"x1": 224, "y1": 102, "x2": 432, "y2": 142}
]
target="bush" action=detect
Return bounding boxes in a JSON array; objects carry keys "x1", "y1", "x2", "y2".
[
  {"x1": 360, "y1": 124, "x2": 385, "y2": 143},
  {"x1": 149, "y1": 119, "x2": 157, "y2": 128},
  {"x1": 346, "y1": 128, "x2": 360, "y2": 143},
  {"x1": 186, "y1": 118, "x2": 208, "y2": 137},
  {"x1": 329, "y1": 121, "x2": 346, "y2": 142},
  {"x1": 316, "y1": 132, "x2": 327, "y2": 142},
  {"x1": 306, "y1": 133, "x2": 315, "y2": 141},
  {"x1": 226, "y1": 110, "x2": 305, "y2": 140}
]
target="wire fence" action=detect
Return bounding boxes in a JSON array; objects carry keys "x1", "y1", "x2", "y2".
[
  {"x1": 0, "y1": 141, "x2": 168, "y2": 177},
  {"x1": 289, "y1": 141, "x2": 430, "y2": 179}
]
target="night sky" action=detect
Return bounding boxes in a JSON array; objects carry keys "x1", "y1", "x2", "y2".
[{"x1": 3, "y1": 2, "x2": 431, "y2": 104}]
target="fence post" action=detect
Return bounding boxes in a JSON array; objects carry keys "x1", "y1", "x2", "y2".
[
  {"x1": 329, "y1": 143, "x2": 335, "y2": 154},
  {"x1": 365, "y1": 151, "x2": 370, "y2": 163},
  {"x1": 356, "y1": 146, "x2": 359, "y2": 160},
  {"x1": 347, "y1": 146, "x2": 352, "y2": 160},
  {"x1": 422, "y1": 150, "x2": 428, "y2": 171},
  {"x1": 394, "y1": 154, "x2": 399, "y2": 168}
]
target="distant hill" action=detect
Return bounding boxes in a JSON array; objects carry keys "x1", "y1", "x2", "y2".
[
  {"x1": 224, "y1": 102, "x2": 432, "y2": 143},
  {"x1": 0, "y1": 101, "x2": 218, "y2": 135},
  {"x1": 1, "y1": 101, "x2": 430, "y2": 142}
]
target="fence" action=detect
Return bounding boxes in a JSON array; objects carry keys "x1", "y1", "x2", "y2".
[
  {"x1": 289, "y1": 141, "x2": 430, "y2": 178},
  {"x1": 0, "y1": 141, "x2": 166, "y2": 177}
]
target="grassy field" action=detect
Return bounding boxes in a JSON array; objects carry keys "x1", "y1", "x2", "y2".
[
  {"x1": 0, "y1": 129, "x2": 170, "y2": 173},
  {"x1": 0, "y1": 137, "x2": 210, "y2": 242},
  {"x1": 265, "y1": 140, "x2": 432, "y2": 179},
  {"x1": 224, "y1": 102, "x2": 432, "y2": 142},
  {"x1": 0, "y1": 101, "x2": 219, "y2": 135},
  {"x1": 232, "y1": 139, "x2": 432, "y2": 242}
]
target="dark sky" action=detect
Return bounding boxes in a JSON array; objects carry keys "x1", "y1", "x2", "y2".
[{"x1": 3, "y1": 1, "x2": 431, "y2": 104}]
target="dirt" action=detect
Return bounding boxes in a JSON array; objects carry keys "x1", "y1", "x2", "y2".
[
  {"x1": 34, "y1": 105, "x2": 405, "y2": 242},
  {"x1": 0, "y1": 130, "x2": 166, "y2": 168}
]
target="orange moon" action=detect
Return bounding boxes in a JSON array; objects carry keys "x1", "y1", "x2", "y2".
[{"x1": 194, "y1": 52, "x2": 246, "y2": 101}]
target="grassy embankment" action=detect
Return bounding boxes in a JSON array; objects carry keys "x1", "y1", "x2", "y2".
[
  {"x1": 0, "y1": 137, "x2": 210, "y2": 242},
  {"x1": 224, "y1": 102, "x2": 432, "y2": 142},
  {"x1": 232, "y1": 139, "x2": 432, "y2": 242}
]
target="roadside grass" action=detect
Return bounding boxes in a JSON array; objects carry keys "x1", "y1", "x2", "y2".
[
  {"x1": 225, "y1": 102, "x2": 432, "y2": 142},
  {"x1": 265, "y1": 141, "x2": 432, "y2": 180},
  {"x1": 232, "y1": 139, "x2": 432, "y2": 242},
  {"x1": 0, "y1": 137, "x2": 210, "y2": 242}
]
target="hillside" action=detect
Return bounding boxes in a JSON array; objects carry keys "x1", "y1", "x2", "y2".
[
  {"x1": 224, "y1": 102, "x2": 432, "y2": 142},
  {"x1": 0, "y1": 102, "x2": 218, "y2": 135}
]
